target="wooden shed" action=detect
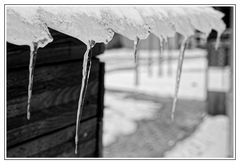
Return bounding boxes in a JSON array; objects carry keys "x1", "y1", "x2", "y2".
[{"x1": 7, "y1": 28, "x2": 105, "y2": 157}]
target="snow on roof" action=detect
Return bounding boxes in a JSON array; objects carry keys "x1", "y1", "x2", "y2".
[
  {"x1": 6, "y1": 6, "x2": 53, "y2": 50},
  {"x1": 6, "y1": 6, "x2": 226, "y2": 49},
  {"x1": 38, "y1": 7, "x2": 114, "y2": 46}
]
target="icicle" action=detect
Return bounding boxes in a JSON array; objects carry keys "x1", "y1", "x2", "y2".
[
  {"x1": 148, "y1": 36, "x2": 153, "y2": 77},
  {"x1": 158, "y1": 38, "x2": 164, "y2": 76},
  {"x1": 215, "y1": 33, "x2": 221, "y2": 50},
  {"x1": 166, "y1": 40, "x2": 172, "y2": 76},
  {"x1": 134, "y1": 37, "x2": 140, "y2": 63},
  {"x1": 75, "y1": 40, "x2": 95, "y2": 154},
  {"x1": 171, "y1": 38, "x2": 188, "y2": 121},
  {"x1": 27, "y1": 42, "x2": 38, "y2": 120},
  {"x1": 134, "y1": 37, "x2": 140, "y2": 86}
]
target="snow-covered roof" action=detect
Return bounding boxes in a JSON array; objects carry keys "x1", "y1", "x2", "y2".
[{"x1": 6, "y1": 6, "x2": 226, "y2": 49}]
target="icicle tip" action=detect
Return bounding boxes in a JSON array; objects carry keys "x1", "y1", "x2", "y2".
[
  {"x1": 75, "y1": 137, "x2": 78, "y2": 154},
  {"x1": 27, "y1": 111, "x2": 30, "y2": 120}
]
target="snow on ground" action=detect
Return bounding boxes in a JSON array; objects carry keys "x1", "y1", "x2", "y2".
[
  {"x1": 164, "y1": 115, "x2": 229, "y2": 158},
  {"x1": 103, "y1": 93, "x2": 161, "y2": 146},
  {"x1": 100, "y1": 48, "x2": 231, "y2": 157}
]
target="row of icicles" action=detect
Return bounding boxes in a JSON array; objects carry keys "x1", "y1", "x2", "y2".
[{"x1": 26, "y1": 36, "x2": 188, "y2": 154}]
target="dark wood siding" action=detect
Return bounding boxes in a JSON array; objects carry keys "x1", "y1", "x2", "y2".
[{"x1": 7, "y1": 29, "x2": 105, "y2": 158}]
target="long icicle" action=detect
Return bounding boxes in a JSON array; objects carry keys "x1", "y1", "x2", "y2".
[
  {"x1": 134, "y1": 37, "x2": 140, "y2": 86},
  {"x1": 167, "y1": 40, "x2": 172, "y2": 76},
  {"x1": 171, "y1": 38, "x2": 188, "y2": 121},
  {"x1": 148, "y1": 36, "x2": 153, "y2": 77},
  {"x1": 75, "y1": 40, "x2": 95, "y2": 154},
  {"x1": 158, "y1": 39, "x2": 164, "y2": 76},
  {"x1": 27, "y1": 42, "x2": 38, "y2": 120}
]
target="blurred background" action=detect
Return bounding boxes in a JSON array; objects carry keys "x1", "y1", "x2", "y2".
[{"x1": 99, "y1": 7, "x2": 234, "y2": 158}]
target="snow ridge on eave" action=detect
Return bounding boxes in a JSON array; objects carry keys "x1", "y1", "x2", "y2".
[
  {"x1": 6, "y1": 7, "x2": 53, "y2": 50},
  {"x1": 6, "y1": 6, "x2": 226, "y2": 49}
]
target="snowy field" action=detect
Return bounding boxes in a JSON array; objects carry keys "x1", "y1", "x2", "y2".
[{"x1": 99, "y1": 48, "x2": 231, "y2": 158}]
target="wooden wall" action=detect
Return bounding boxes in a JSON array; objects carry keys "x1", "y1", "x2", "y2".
[{"x1": 7, "y1": 29, "x2": 105, "y2": 158}]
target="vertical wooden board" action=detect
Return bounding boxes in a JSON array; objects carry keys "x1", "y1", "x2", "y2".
[
  {"x1": 207, "y1": 42, "x2": 229, "y2": 67},
  {"x1": 207, "y1": 91, "x2": 226, "y2": 115},
  {"x1": 96, "y1": 62, "x2": 105, "y2": 157}
]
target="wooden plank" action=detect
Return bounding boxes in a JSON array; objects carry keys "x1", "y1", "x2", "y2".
[
  {"x1": 7, "y1": 59, "x2": 100, "y2": 100},
  {"x1": 7, "y1": 102, "x2": 97, "y2": 147},
  {"x1": 7, "y1": 118, "x2": 97, "y2": 157},
  {"x1": 7, "y1": 58, "x2": 100, "y2": 87},
  {"x1": 31, "y1": 139, "x2": 97, "y2": 157},
  {"x1": 7, "y1": 82, "x2": 98, "y2": 118},
  {"x1": 57, "y1": 139, "x2": 97, "y2": 157},
  {"x1": 7, "y1": 45, "x2": 105, "y2": 69}
]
